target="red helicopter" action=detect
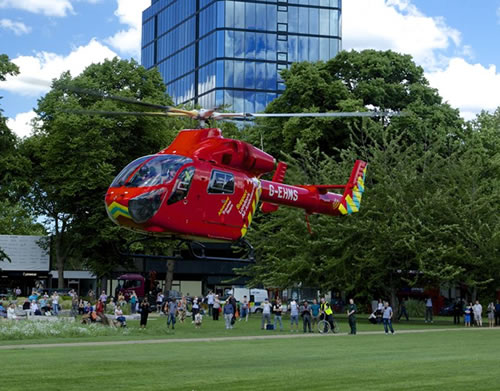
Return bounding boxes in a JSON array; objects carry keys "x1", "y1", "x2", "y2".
[{"x1": 100, "y1": 104, "x2": 376, "y2": 246}]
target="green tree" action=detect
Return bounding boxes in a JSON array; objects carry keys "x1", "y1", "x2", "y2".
[
  {"x1": 245, "y1": 49, "x2": 461, "y2": 158},
  {"x1": 240, "y1": 50, "x2": 487, "y2": 307},
  {"x1": 25, "y1": 58, "x2": 186, "y2": 287}
]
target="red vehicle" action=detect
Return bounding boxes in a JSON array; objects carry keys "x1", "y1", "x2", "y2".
[
  {"x1": 117, "y1": 273, "x2": 145, "y2": 298},
  {"x1": 105, "y1": 120, "x2": 367, "y2": 243}
]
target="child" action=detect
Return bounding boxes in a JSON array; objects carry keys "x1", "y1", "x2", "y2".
[{"x1": 194, "y1": 312, "x2": 202, "y2": 328}]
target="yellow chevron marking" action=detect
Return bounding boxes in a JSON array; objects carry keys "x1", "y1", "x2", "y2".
[
  {"x1": 346, "y1": 195, "x2": 359, "y2": 213},
  {"x1": 107, "y1": 201, "x2": 130, "y2": 220},
  {"x1": 339, "y1": 204, "x2": 348, "y2": 215}
]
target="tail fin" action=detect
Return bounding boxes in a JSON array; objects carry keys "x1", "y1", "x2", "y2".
[
  {"x1": 261, "y1": 161, "x2": 287, "y2": 214},
  {"x1": 338, "y1": 160, "x2": 367, "y2": 215}
]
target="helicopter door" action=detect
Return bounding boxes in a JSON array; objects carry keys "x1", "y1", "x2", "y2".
[{"x1": 204, "y1": 169, "x2": 241, "y2": 228}]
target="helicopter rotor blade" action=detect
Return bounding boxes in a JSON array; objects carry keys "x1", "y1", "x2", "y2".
[
  {"x1": 61, "y1": 86, "x2": 174, "y2": 111},
  {"x1": 60, "y1": 109, "x2": 196, "y2": 118},
  {"x1": 212, "y1": 111, "x2": 403, "y2": 121}
]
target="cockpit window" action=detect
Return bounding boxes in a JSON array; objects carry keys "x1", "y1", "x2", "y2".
[
  {"x1": 167, "y1": 167, "x2": 195, "y2": 205},
  {"x1": 110, "y1": 156, "x2": 151, "y2": 187},
  {"x1": 110, "y1": 155, "x2": 193, "y2": 188}
]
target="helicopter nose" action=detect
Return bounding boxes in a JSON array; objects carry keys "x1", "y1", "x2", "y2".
[{"x1": 128, "y1": 188, "x2": 167, "y2": 224}]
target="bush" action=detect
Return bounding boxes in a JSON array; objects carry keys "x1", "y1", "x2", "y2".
[
  {"x1": 0, "y1": 320, "x2": 130, "y2": 340},
  {"x1": 405, "y1": 299, "x2": 425, "y2": 318}
]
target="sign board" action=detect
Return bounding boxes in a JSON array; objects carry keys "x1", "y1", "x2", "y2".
[{"x1": 0, "y1": 235, "x2": 50, "y2": 271}]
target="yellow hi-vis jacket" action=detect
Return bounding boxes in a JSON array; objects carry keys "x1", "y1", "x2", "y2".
[{"x1": 321, "y1": 302, "x2": 333, "y2": 315}]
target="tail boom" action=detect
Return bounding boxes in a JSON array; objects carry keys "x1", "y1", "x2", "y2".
[{"x1": 259, "y1": 160, "x2": 367, "y2": 217}]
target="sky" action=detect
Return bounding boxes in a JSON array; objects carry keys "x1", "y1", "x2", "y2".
[{"x1": 1, "y1": 0, "x2": 500, "y2": 138}]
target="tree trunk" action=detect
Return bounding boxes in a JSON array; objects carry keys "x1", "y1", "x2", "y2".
[
  {"x1": 165, "y1": 258, "x2": 175, "y2": 292},
  {"x1": 472, "y1": 286, "x2": 478, "y2": 302},
  {"x1": 390, "y1": 288, "x2": 399, "y2": 320},
  {"x1": 55, "y1": 235, "x2": 65, "y2": 289}
]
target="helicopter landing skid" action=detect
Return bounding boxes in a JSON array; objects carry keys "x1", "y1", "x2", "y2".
[
  {"x1": 117, "y1": 237, "x2": 255, "y2": 263},
  {"x1": 188, "y1": 239, "x2": 255, "y2": 263}
]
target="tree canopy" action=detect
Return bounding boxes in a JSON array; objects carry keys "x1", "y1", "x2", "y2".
[
  {"x1": 23, "y1": 58, "x2": 189, "y2": 286},
  {"x1": 241, "y1": 50, "x2": 499, "y2": 303}
]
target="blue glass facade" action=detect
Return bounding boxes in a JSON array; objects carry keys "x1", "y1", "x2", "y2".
[{"x1": 142, "y1": 0, "x2": 341, "y2": 112}]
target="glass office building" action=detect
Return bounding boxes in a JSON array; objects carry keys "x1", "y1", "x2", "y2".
[{"x1": 142, "y1": 0, "x2": 341, "y2": 113}]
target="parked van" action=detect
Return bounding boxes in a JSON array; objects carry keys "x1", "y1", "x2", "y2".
[{"x1": 229, "y1": 287, "x2": 268, "y2": 313}]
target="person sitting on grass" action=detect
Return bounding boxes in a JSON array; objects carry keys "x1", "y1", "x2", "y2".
[
  {"x1": 30, "y1": 300, "x2": 42, "y2": 316},
  {"x1": 114, "y1": 306, "x2": 126, "y2": 327},
  {"x1": 7, "y1": 303, "x2": 17, "y2": 320}
]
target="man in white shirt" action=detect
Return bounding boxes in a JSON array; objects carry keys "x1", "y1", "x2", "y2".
[
  {"x1": 473, "y1": 300, "x2": 483, "y2": 326},
  {"x1": 207, "y1": 291, "x2": 215, "y2": 317},
  {"x1": 383, "y1": 301, "x2": 395, "y2": 334},
  {"x1": 261, "y1": 298, "x2": 272, "y2": 329}
]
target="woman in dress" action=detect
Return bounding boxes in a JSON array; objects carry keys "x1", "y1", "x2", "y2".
[{"x1": 139, "y1": 298, "x2": 151, "y2": 329}]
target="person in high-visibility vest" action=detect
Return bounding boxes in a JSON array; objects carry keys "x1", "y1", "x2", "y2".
[{"x1": 320, "y1": 298, "x2": 335, "y2": 332}]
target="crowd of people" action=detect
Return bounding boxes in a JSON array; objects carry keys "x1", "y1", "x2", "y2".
[{"x1": 2, "y1": 287, "x2": 500, "y2": 336}]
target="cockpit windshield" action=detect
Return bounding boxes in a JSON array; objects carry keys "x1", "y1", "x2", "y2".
[{"x1": 110, "y1": 155, "x2": 192, "y2": 188}]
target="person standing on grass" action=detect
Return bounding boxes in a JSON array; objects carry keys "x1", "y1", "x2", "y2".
[
  {"x1": 261, "y1": 298, "x2": 272, "y2": 330},
  {"x1": 347, "y1": 298, "x2": 357, "y2": 335},
  {"x1": 301, "y1": 301, "x2": 312, "y2": 333},
  {"x1": 191, "y1": 296, "x2": 200, "y2": 322},
  {"x1": 51, "y1": 292, "x2": 60, "y2": 316},
  {"x1": 495, "y1": 300, "x2": 500, "y2": 326},
  {"x1": 453, "y1": 299, "x2": 462, "y2": 325},
  {"x1": 240, "y1": 295, "x2": 249, "y2": 322},
  {"x1": 290, "y1": 299, "x2": 299, "y2": 332},
  {"x1": 207, "y1": 291, "x2": 214, "y2": 317},
  {"x1": 212, "y1": 295, "x2": 220, "y2": 321},
  {"x1": 223, "y1": 299, "x2": 234, "y2": 329},
  {"x1": 273, "y1": 298, "x2": 283, "y2": 331},
  {"x1": 473, "y1": 300, "x2": 483, "y2": 327},
  {"x1": 382, "y1": 301, "x2": 395, "y2": 335},
  {"x1": 376, "y1": 299, "x2": 384, "y2": 324},
  {"x1": 487, "y1": 302, "x2": 495, "y2": 328},
  {"x1": 464, "y1": 303, "x2": 472, "y2": 327},
  {"x1": 230, "y1": 295, "x2": 238, "y2": 325},
  {"x1": 398, "y1": 298, "x2": 409, "y2": 321},
  {"x1": 320, "y1": 298, "x2": 334, "y2": 333},
  {"x1": 99, "y1": 290, "x2": 107, "y2": 310},
  {"x1": 311, "y1": 299, "x2": 320, "y2": 331},
  {"x1": 156, "y1": 292, "x2": 164, "y2": 313},
  {"x1": 425, "y1": 297, "x2": 433, "y2": 323},
  {"x1": 166, "y1": 299, "x2": 178, "y2": 330},
  {"x1": 130, "y1": 291, "x2": 138, "y2": 314},
  {"x1": 139, "y1": 298, "x2": 151, "y2": 329}
]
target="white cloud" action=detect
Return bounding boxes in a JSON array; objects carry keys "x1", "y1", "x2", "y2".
[
  {"x1": 343, "y1": 0, "x2": 500, "y2": 119},
  {"x1": 6, "y1": 110, "x2": 37, "y2": 138},
  {"x1": 0, "y1": 18, "x2": 31, "y2": 35},
  {"x1": 105, "y1": 0, "x2": 150, "y2": 58},
  {"x1": 0, "y1": 0, "x2": 74, "y2": 17},
  {"x1": 1, "y1": 38, "x2": 118, "y2": 96},
  {"x1": 426, "y1": 58, "x2": 500, "y2": 115},
  {"x1": 343, "y1": 0, "x2": 461, "y2": 70}
]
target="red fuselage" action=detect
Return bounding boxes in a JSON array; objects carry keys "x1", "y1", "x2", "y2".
[{"x1": 105, "y1": 128, "x2": 365, "y2": 242}]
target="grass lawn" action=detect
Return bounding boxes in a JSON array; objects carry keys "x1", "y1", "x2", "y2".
[
  {"x1": 2, "y1": 315, "x2": 500, "y2": 390},
  {"x1": 0, "y1": 313, "x2": 464, "y2": 345}
]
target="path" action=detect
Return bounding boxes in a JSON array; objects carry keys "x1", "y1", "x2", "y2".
[{"x1": 1, "y1": 326, "x2": 498, "y2": 351}]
